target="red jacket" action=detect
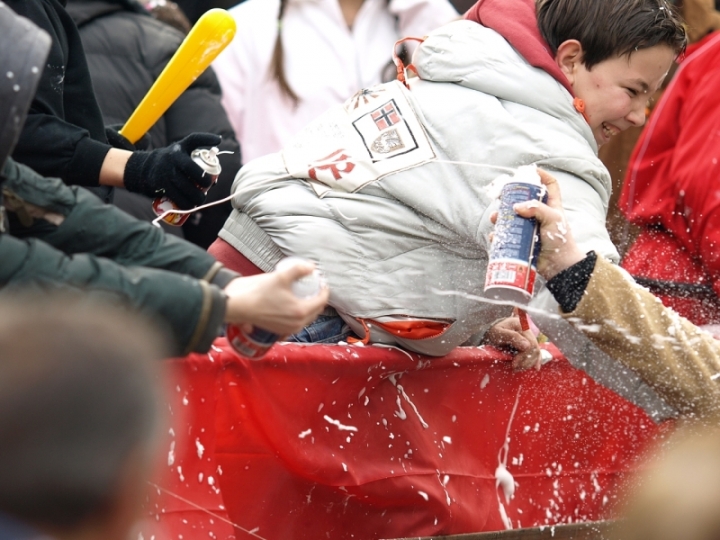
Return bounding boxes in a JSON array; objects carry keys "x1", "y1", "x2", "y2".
[{"x1": 619, "y1": 32, "x2": 720, "y2": 325}]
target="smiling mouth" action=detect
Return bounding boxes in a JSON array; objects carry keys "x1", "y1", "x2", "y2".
[{"x1": 601, "y1": 122, "x2": 620, "y2": 139}]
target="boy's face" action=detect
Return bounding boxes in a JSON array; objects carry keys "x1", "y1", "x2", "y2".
[{"x1": 567, "y1": 45, "x2": 675, "y2": 146}]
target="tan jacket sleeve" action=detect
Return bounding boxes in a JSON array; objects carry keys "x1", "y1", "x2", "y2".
[{"x1": 561, "y1": 257, "x2": 720, "y2": 419}]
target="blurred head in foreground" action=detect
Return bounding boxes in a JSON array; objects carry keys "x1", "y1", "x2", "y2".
[
  {"x1": 615, "y1": 422, "x2": 720, "y2": 540},
  {"x1": 0, "y1": 296, "x2": 169, "y2": 540}
]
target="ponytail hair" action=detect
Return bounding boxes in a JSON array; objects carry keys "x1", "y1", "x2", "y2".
[{"x1": 270, "y1": 0, "x2": 299, "y2": 105}]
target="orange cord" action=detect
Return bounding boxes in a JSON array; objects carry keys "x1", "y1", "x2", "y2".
[
  {"x1": 392, "y1": 37, "x2": 425, "y2": 88},
  {"x1": 573, "y1": 97, "x2": 590, "y2": 123},
  {"x1": 347, "y1": 318, "x2": 372, "y2": 345}
]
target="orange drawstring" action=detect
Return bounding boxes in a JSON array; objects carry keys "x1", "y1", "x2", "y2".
[
  {"x1": 347, "y1": 318, "x2": 372, "y2": 345},
  {"x1": 573, "y1": 97, "x2": 590, "y2": 123},
  {"x1": 393, "y1": 36, "x2": 425, "y2": 88}
]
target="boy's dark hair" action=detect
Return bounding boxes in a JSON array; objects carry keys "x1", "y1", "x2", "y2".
[
  {"x1": 0, "y1": 296, "x2": 168, "y2": 530},
  {"x1": 537, "y1": 0, "x2": 687, "y2": 69}
]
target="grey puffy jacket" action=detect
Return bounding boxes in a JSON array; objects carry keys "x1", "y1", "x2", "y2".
[{"x1": 220, "y1": 20, "x2": 619, "y2": 356}]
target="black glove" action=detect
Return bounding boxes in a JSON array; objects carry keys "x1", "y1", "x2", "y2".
[
  {"x1": 123, "y1": 133, "x2": 222, "y2": 210},
  {"x1": 105, "y1": 124, "x2": 151, "y2": 151}
]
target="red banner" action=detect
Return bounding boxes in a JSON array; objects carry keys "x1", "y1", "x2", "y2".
[{"x1": 145, "y1": 340, "x2": 670, "y2": 540}]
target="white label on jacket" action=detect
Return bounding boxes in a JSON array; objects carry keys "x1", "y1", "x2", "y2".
[{"x1": 282, "y1": 81, "x2": 435, "y2": 195}]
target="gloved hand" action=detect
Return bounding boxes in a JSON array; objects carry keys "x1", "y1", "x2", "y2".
[
  {"x1": 105, "y1": 124, "x2": 150, "y2": 151},
  {"x1": 123, "y1": 132, "x2": 222, "y2": 210}
]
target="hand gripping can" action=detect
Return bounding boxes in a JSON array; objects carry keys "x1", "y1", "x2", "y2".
[
  {"x1": 484, "y1": 174, "x2": 548, "y2": 305},
  {"x1": 226, "y1": 258, "x2": 324, "y2": 359},
  {"x1": 152, "y1": 146, "x2": 222, "y2": 226}
]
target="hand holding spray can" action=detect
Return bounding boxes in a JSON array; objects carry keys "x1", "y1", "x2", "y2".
[
  {"x1": 484, "y1": 166, "x2": 548, "y2": 305},
  {"x1": 226, "y1": 257, "x2": 325, "y2": 359},
  {"x1": 152, "y1": 146, "x2": 222, "y2": 226}
]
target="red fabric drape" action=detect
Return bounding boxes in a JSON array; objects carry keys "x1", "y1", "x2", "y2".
[
  {"x1": 138, "y1": 351, "x2": 238, "y2": 540},
  {"x1": 145, "y1": 340, "x2": 669, "y2": 540}
]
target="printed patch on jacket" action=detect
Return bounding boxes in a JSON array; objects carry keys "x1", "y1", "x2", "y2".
[
  {"x1": 353, "y1": 99, "x2": 420, "y2": 161},
  {"x1": 282, "y1": 81, "x2": 435, "y2": 195}
]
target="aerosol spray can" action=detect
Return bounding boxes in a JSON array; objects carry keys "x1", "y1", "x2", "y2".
[
  {"x1": 484, "y1": 166, "x2": 548, "y2": 305},
  {"x1": 152, "y1": 146, "x2": 222, "y2": 226},
  {"x1": 226, "y1": 257, "x2": 324, "y2": 359}
]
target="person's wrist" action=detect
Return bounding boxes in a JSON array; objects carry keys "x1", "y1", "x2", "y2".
[
  {"x1": 99, "y1": 148, "x2": 133, "y2": 188},
  {"x1": 223, "y1": 278, "x2": 256, "y2": 325},
  {"x1": 224, "y1": 294, "x2": 244, "y2": 325},
  {"x1": 541, "y1": 247, "x2": 586, "y2": 280}
]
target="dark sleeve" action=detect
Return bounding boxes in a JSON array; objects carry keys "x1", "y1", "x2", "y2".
[
  {"x1": 546, "y1": 251, "x2": 598, "y2": 313},
  {"x1": 6, "y1": 0, "x2": 111, "y2": 186},
  {"x1": 0, "y1": 233, "x2": 225, "y2": 355},
  {"x1": 44, "y1": 187, "x2": 222, "y2": 277}
]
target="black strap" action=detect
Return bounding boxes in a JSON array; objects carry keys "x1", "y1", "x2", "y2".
[{"x1": 632, "y1": 275, "x2": 718, "y2": 301}]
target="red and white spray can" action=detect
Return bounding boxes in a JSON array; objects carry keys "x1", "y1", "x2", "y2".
[
  {"x1": 484, "y1": 166, "x2": 548, "y2": 305},
  {"x1": 152, "y1": 146, "x2": 222, "y2": 226},
  {"x1": 227, "y1": 257, "x2": 325, "y2": 359}
]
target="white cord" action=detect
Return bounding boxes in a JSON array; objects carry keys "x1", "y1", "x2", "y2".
[{"x1": 152, "y1": 193, "x2": 236, "y2": 228}]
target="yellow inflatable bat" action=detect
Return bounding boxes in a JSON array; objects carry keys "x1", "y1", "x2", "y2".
[{"x1": 119, "y1": 8, "x2": 236, "y2": 144}]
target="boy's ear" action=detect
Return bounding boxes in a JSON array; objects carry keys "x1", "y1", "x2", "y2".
[{"x1": 554, "y1": 40, "x2": 584, "y2": 85}]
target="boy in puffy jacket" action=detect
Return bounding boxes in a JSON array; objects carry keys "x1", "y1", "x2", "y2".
[{"x1": 210, "y1": 0, "x2": 685, "y2": 365}]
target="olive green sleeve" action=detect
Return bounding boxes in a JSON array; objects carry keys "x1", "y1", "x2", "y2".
[
  {"x1": 3, "y1": 158, "x2": 221, "y2": 280},
  {"x1": 0, "y1": 232, "x2": 225, "y2": 355}
]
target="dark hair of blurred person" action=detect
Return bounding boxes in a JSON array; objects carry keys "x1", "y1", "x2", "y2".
[{"x1": 0, "y1": 297, "x2": 168, "y2": 540}]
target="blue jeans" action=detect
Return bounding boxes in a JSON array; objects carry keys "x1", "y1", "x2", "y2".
[{"x1": 287, "y1": 314, "x2": 354, "y2": 344}]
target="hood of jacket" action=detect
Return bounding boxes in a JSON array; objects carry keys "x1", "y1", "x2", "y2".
[
  {"x1": 464, "y1": 0, "x2": 573, "y2": 95},
  {"x1": 413, "y1": 19, "x2": 594, "y2": 152},
  {"x1": 66, "y1": 0, "x2": 147, "y2": 27},
  {"x1": 0, "y1": 3, "x2": 51, "y2": 176}
]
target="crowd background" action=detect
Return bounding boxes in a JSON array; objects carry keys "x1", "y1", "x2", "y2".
[{"x1": 3, "y1": 0, "x2": 720, "y2": 538}]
